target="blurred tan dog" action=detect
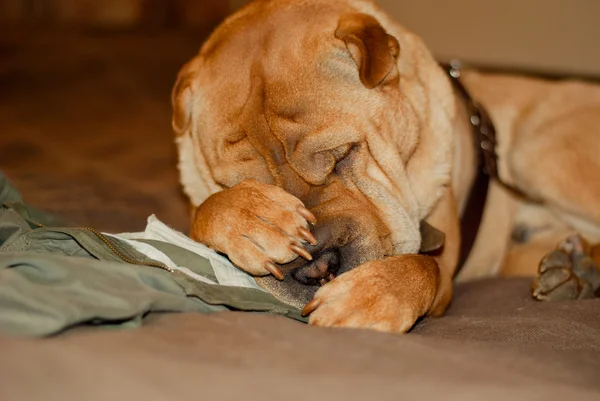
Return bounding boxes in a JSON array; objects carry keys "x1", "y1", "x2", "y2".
[{"x1": 172, "y1": 0, "x2": 600, "y2": 332}]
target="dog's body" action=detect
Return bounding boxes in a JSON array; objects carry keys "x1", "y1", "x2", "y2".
[{"x1": 172, "y1": 0, "x2": 600, "y2": 332}]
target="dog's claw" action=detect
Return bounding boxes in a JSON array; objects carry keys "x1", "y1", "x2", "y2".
[
  {"x1": 297, "y1": 207, "x2": 317, "y2": 225},
  {"x1": 302, "y1": 298, "x2": 322, "y2": 317},
  {"x1": 291, "y1": 244, "x2": 313, "y2": 261},
  {"x1": 265, "y1": 262, "x2": 285, "y2": 281},
  {"x1": 298, "y1": 227, "x2": 318, "y2": 246}
]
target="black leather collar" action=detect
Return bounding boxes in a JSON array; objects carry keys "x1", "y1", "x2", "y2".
[{"x1": 441, "y1": 60, "x2": 533, "y2": 268}]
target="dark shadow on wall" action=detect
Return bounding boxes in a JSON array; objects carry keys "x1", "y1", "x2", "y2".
[{"x1": 0, "y1": 0, "x2": 232, "y2": 233}]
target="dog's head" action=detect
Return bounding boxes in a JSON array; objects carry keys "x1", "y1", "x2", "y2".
[{"x1": 172, "y1": 0, "x2": 457, "y2": 306}]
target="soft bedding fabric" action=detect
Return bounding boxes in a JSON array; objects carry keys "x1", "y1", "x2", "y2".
[
  {"x1": 1, "y1": 279, "x2": 599, "y2": 401},
  {"x1": 0, "y1": 176, "x2": 305, "y2": 336},
  {"x1": 1, "y1": 30, "x2": 599, "y2": 401}
]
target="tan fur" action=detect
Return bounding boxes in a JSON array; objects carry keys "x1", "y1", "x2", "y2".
[
  {"x1": 459, "y1": 72, "x2": 600, "y2": 279},
  {"x1": 307, "y1": 254, "x2": 439, "y2": 332},
  {"x1": 173, "y1": 0, "x2": 600, "y2": 332},
  {"x1": 190, "y1": 180, "x2": 313, "y2": 277}
]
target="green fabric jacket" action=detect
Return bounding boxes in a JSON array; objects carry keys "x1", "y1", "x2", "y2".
[{"x1": 0, "y1": 172, "x2": 306, "y2": 337}]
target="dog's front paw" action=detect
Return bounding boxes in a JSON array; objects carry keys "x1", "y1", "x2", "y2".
[
  {"x1": 191, "y1": 180, "x2": 317, "y2": 280},
  {"x1": 532, "y1": 234, "x2": 600, "y2": 301},
  {"x1": 302, "y1": 255, "x2": 439, "y2": 333}
]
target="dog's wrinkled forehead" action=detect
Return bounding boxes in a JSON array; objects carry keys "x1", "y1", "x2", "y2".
[
  {"x1": 207, "y1": 3, "x2": 397, "y2": 86},
  {"x1": 173, "y1": 0, "x2": 403, "y2": 141},
  {"x1": 203, "y1": 3, "x2": 341, "y2": 73},
  {"x1": 173, "y1": 3, "x2": 340, "y2": 131}
]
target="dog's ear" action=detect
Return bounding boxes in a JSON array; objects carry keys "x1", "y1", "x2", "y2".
[
  {"x1": 335, "y1": 13, "x2": 400, "y2": 89},
  {"x1": 171, "y1": 65, "x2": 195, "y2": 136}
]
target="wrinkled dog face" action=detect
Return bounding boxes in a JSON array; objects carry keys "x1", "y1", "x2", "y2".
[{"x1": 172, "y1": 0, "x2": 456, "y2": 306}]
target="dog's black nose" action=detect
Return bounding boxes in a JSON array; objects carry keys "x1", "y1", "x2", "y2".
[{"x1": 291, "y1": 251, "x2": 339, "y2": 286}]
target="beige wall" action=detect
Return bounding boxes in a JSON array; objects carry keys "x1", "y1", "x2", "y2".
[
  {"x1": 377, "y1": 0, "x2": 600, "y2": 77},
  {"x1": 230, "y1": 0, "x2": 600, "y2": 77}
]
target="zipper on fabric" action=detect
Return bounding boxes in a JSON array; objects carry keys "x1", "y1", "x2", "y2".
[
  {"x1": 35, "y1": 222, "x2": 174, "y2": 273},
  {"x1": 82, "y1": 227, "x2": 174, "y2": 273}
]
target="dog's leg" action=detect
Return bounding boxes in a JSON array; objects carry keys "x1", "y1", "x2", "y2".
[
  {"x1": 421, "y1": 188, "x2": 461, "y2": 316},
  {"x1": 303, "y1": 254, "x2": 440, "y2": 333},
  {"x1": 506, "y1": 108, "x2": 600, "y2": 298},
  {"x1": 190, "y1": 180, "x2": 317, "y2": 280}
]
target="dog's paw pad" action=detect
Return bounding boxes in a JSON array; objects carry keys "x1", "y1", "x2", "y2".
[{"x1": 532, "y1": 234, "x2": 600, "y2": 301}]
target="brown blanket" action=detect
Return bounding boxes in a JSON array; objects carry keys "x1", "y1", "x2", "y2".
[
  {"x1": 1, "y1": 30, "x2": 599, "y2": 401},
  {"x1": 1, "y1": 279, "x2": 599, "y2": 400}
]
